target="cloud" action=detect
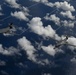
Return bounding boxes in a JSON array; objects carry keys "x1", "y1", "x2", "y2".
[
  {"x1": 17, "y1": 36, "x2": 37, "y2": 62},
  {"x1": 31, "y1": 0, "x2": 48, "y2": 3},
  {"x1": 71, "y1": 57, "x2": 76, "y2": 63},
  {"x1": 67, "y1": 36, "x2": 76, "y2": 50},
  {"x1": 0, "y1": 13, "x2": 3, "y2": 16},
  {"x1": 28, "y1": 17, "x2": 60, "y2": 40},
  {"x1": 0, "y1": 70, "x2": 8, "y2": 75},
  {"x1": 61, "y1": 20, "x2": 75, "y2": 28},
  {"x1": 60, "y1": 11, "x2": 75, "y2": 20},
  {"x1": 17, "y1": 36, "x2": 53, "y2": 65},
  {"x1": 44, "y1": 13, "x2": 75, "y2": 28},
  {"x1": 0, "y1": 5, "x2": 3, "y2": 16},
  {"x1": 43, "y1": 73, "x2": 52, "y2": 75},
  {"x1": 46, "y1": 1, "x2": 75, "y2": 12},
  {"x1": 54, "y1": 1, "x2": 75, "y2": 11},
  {"x1": 0, "y1": 44, "x2": 19, "y2": 56},
  {"x1": 11, "y1": 11, "x2": 29, "y2": 21},
  {"x1": 32, "y1": 1, "x2": 75, "y2": 12},
  {"x1": 44, "y1": 14, "x2": 60, "y2": 25},
  {"x1": 41, "y1": 45, "x2": 56, "y2": 56},
  {"x1": 5, "y1": 0, "x2": 20, "y2": 8}
]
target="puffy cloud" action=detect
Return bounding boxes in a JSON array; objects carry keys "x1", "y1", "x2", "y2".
[
  {"x1": 60, "y1": 11, "x2": 75, "y2": 20},
  {"x1": 67, "y1": 36, "x2": 76, "y2": 50},
  {"x1": 61, "y1": 20, "x2": 75, "y2": 28},
  {"x1": 31, "y1": 1, "x2": 75, "y2": 12},
  {"x1": 54, "y1": 1, "x2": 75, "y2": 11},
  {"x1": 17, "y1": 37, "x2": 37, "y2": 62},
  {"x1": 45, "y1": 2, "x2": 54, "y2": 7},
  {"x1": 31, "y1": 0, "x2": 48, "y2": 3},
  {"x1": 41, "y1": 45, "x2": 56, "y2": 56},
  {"x1": 44, "y1": 14, "x2": 60, "y2": 25},
  {"x1": 17, "y1": 36, "x2": 53, "y2": 65},
  {"x1": 5, "y1": 0, "x2": 20, "y2": 8},
  {"x1": 0, "y1": 44, "x2": 19, "y2": 56},
  {"x1": 28, "y1": 17, "x2": 60, "y2": 40},
  {"x1": 11, "y1": 11, "x2": 29, "y2": 21},
  {"x1": 0, "y1": 5, "x2": 3, "y2": 16}
]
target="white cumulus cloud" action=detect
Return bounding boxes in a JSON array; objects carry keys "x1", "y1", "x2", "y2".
[
  {"x1": 67, "y1": 36, "x2": 76, "y2": 50},
  {"x1": 17, "y1": 36, "x2": 37, "y2": 62},
  {"x1": 5, "y1": 0, "x2": 20, "y2": 8},
  {"x1": 41, "y1": 45, "x2": 56, "y2": 56},
  {"x1": 11, "y1": 11, "x2": 29, "y2": 21},
  {"x1": 44, "y1": 14, "x2": 60, "y2": 25},
  {"x1": 0, "y1": 44, "x2": 19, "y2": 56},
  {"x1": 28, "y1": 17, "x2": 60, "y2": 40},
  {"x1": 31, "y1": 0, "x2": 48, "y2": 3},
  {"x1": 54, "y1": 1, "x2": 75, "y2": 12},
  {"x1": 60, "y1": 11, "x2": 75, "y2": 20}
]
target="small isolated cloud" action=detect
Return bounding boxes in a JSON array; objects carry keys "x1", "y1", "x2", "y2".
[
  {"x1": 0, "y1": 70, "x2": 8, "y2": 75},
  {"x1": 11, "y1": 11, "x2": 29, "y2": 21},
  {"x1": 17, "y1": 36, "x2": 37, "y2": 62},
  {"x1": 67, "y1": 36, "x2": 76, "y2": 50},
  {"x1": 61, "y1": 20, "x2": 75, "y2": 28},
  {"x1": 44, "y1": 14, "x2": 60, "y2": 25},
  {"x1": 60, "y1": 11, "x2": 75, "y2": 20},
  {"x1": 5, "y1": 0, "x2": 20, "y2": 8},
  {"x1": 41, "y1": 45, "x2": 56, "y2": 56},
  {"x1": 28, "y1": 17, "x2": 60, "y2": 40},
  {"x1": 22, "y1": 6, "x2": 29, "y2": 13},
  {"x1": 0, "y1": 44, "x2": 19, "y2": 56},
  {"x1": 31, "y1": 0, "x2": 48, "y2": 3}
]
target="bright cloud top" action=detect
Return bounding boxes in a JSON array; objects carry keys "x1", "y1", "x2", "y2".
[
  {"x1": 60, "y1": 11, "x2": 75, "y2": 20},
  {"x1": 44, "y1": 14, "x2": 60, "y2": 25},
  {"x1": 41, "y1": 45, "x2": 56, "y2": 56},
  {"x1": 17, "y1": 36, "x2": 37, "y2": 62},
  {"x1": 53, "y1": 1, "x2": 75, "y2": 12},
  {"x1": 28, "y1": 17, "x2": 60, "y2": 40}
]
